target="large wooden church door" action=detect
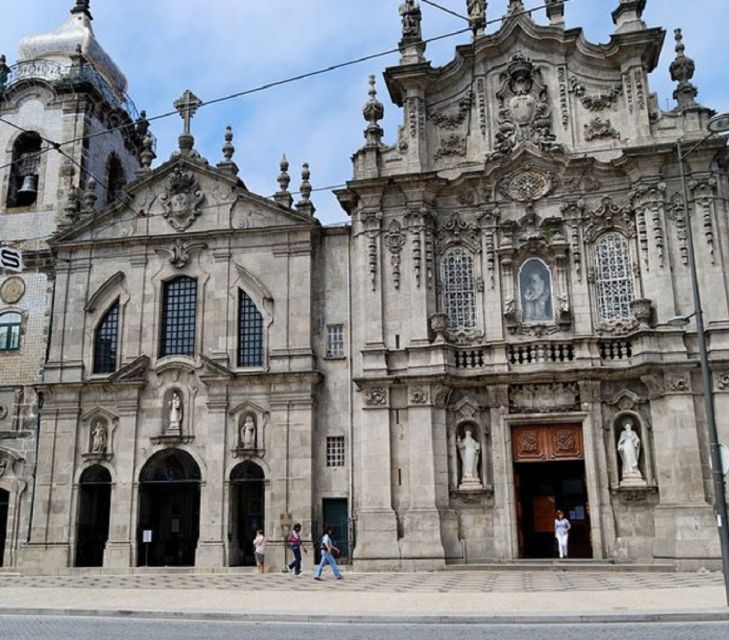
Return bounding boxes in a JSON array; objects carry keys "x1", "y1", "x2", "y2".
[{"x1": 512, "y1": 425, "x2": 592, "y2": 558}]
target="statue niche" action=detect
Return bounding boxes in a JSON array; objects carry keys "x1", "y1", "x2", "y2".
[
  {"x1": 519, "y1": 258, "x2": 554, "y2": 324},
  {"x1": 456, "y1": 423, "x2": 484, "y2": 490},
  {"x1": 165, "y1": 389, "x2": 183, "y2": 436},
  {"x1": 615, "y1": 414, "x2": 647, "y2": 488},
  {"x1": 239, "y1": 413, "x2": 257, "y2": 450},
  {"x1": 491, "y1": 52, "x2": 560, "y2": 159}
]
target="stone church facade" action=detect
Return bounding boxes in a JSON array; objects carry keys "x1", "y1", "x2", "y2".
[{"x1": 2, "y1": 1, "x2": 729, "y2": 571}]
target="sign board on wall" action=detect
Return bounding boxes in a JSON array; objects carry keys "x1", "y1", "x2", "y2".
[{"x1": 0, "y1": 247, "x2": 23, "y2": 273}]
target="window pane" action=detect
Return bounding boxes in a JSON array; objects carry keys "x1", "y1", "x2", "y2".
[
  {"x1": 238, "y1": 291, "x2": 263, "y2": 367},
  {"x1": 160, "y1": 277, "x2": 197, "y2": 357},
  {"x1": 0, "y1": 313, "x2": 21, "y2": 351},
  {"x1": 93, "y1": 301, "x2": 119, "y2": 374},
  {"x1": 441, "y1": 247, "x2": 477, "y2": 330},
  {"x1": 326, "y1": 436, "x2": 345, "y2": 467},
  {"x1": 326, "y1": 324, "x2": 344, "y2": 358},
  {"x1": 595, "y1": 233, "x2": 634, "y2": 320}
]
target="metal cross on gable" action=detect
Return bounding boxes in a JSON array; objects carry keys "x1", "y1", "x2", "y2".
[{"x1": 174, "y1": 89, "x2": 203, "y2": 136}]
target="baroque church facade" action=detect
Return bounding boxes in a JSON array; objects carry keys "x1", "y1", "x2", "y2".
[{"x1": 1, "y1": 0, "x2": 729, "y2": 571}]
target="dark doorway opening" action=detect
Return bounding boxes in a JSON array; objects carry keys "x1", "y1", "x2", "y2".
[
  {"x1": 137, "y1": 449, "x2": 201, "y2": 567},
  {"x1": 515, "y1": 460, "x2": 592, "y2": 559},
  {"x1": 0, "y1": 489, "x2": 9, "y2": 567},
  {"x1": 75, "y1": 466, "x2": 111, "y2": 567},
  {"x1": 321, "y1": 498, "x2": 349, "y2": 564},
  {"x1": 229, "y1": 461, "x2": 265, "y2": 567}
]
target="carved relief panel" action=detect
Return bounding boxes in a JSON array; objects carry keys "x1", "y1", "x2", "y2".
[{"x1": 511, "y1": 424, "x2": 584, "y2": 462}]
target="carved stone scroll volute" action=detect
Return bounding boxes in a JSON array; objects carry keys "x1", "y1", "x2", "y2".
[
  {"x1": 385, "y1": 219, "x2": 406, "y2": 289},
  {"x1": 689, "y1": 178, "x2": 717, "y2": 264}
]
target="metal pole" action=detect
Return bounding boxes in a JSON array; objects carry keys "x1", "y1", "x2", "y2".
[{"x1": 678, "y1": 139, "x2": 729, "y2": 606}]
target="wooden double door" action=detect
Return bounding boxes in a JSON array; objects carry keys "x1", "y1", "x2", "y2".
[{"x1": 512, "y1": 424, "x2": 592, "y2": 558}]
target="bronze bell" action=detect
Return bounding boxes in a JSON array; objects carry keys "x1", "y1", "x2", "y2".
[{"x1": 17, "y1": 174, "x2": 38, "y2": 196}]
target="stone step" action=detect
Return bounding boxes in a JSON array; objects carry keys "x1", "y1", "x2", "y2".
[{"x1": 445, "y1": 560, "x2": 677, "y2": 573}]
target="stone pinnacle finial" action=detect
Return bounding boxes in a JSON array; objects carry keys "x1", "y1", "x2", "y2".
[
  {"x1": 216, "y1": 126, "x2": 239, "y2": 177},
  {"x1": 363, "y1": 75, "x2": 384, "y2": 147},
  {"x1": 274, "y1": 155, "x2": 293, "y2": 208},
  {"x1": 611, "y1": 0, "x2": 646, "y2": 34},
  {"x1": 466, "y1": 1, "x2": 486, "y2": 37},
  {"x1": 670, "y1": 28, "x2": 698, "y2": 110},
  {"x1": 83, "y1": 177, "x2": 97, "y2": 212},
  {"x1": 71, "y1": 0, "x2": 92, "y2": 19},
  {"x1": 137, "y1": 132, "x2": 156, "y2": 176},
  {"x1": 507, "y1": 0, "x2": 525, "y2": 15},
  {"x1": 546, "y1": 0, "x2": 565, "y2": 27},
  {"x1": 0, "y1": 55, "x2": 9, "y2": 92},
  {"x1": 296, "y1": 163, "x2": 316, "y2": 216}
]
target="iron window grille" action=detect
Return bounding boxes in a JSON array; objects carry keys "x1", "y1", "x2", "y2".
[
  {"x1": 93, "y1": 301, "x2": 119, "y2": 373},
  {"x1": 326, "y1": 436, "x2": 346, "y2": 467},
  {"x1": 441, "y1": 247, "x2": 477, "y2": 330},
  {"x1": 594, "y1": 232, "x2": 635, "y2": 321},
  {"x1": 238, "y1": 290, "x2": 263, "y2": 367},
  {"x1": 326, "y1": 324, "x2": 345, "y2": 358},
  {"x1": 0, "y1": 312, "x2": 21, "y2": 351},
  {"x1": 160, "y1": 277, "x2": 197, "y2": 357}
]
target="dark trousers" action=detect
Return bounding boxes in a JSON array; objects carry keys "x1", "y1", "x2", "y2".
[{"x1": 288, "y1": 547, "x2": 302, "y2": 574}]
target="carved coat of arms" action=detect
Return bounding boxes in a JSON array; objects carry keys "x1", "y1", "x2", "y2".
[{"x1": 161, "y1": 166, "x2": 205, "y2": 231}]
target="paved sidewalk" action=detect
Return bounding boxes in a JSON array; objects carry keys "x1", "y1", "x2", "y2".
[{"x1": 0, "y1": 570, "x2": 727, "y2": 622}]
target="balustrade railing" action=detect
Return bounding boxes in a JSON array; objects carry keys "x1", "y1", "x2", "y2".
[
  {"x1": 598, "y1": 339, "x2": 632, "y2": 361},
  {"x1": 507, "y1": 342, "x2": 575, "y2": 365},
  {"x1": 1, "y1": 59, "x2": 138, "y2": 119},
  {"x1": 454, "y1": 349, "x2": 485, "y2": 369}
]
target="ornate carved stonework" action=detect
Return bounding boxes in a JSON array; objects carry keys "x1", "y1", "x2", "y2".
[
  {"x1": 409, "y1": 387, "x2": 428, "y2": 405},
  {"x1": 161, "y1": 166, "x2": 205, "y2": 231},
  {"x1": 491, "y1": 52, "x2": 560, "y2": 159},
  {"x1": 715, "y1": 373, "x2": 729, "y2": 392},
  {"x1": 156, "y1": 239, "x2": 207, "y2": 269},
  {"x1": 666, "y1": 375, "x2": 690, "y2": 393},
  {"x1": 436, "y1": 212, "x2": 480, "y2": 253},
  {"x1": 364, "y1": 387, "x2": 387, "y2": 406},
  {"x1": 385, "y1": 219, "x2": 406, "y2": 289},
  {"x1": 496, "y1": 165, "x2": 558, "y2": 202},
  {"x1": 584, "y1": 117, "x2": 621, "y2": 142},
  {"x1": 509, "y1": 383, "x2": 580, "y2": 414},
  {"x1": 0, "y1": 276, "x2": 25, "y2": 304},
  {"x1": 568, "y1": 77, "x2": 622, "y2": 111},
  {"x1": 429, "y1": 93, "x2": 472, "y2": 130},
  {"x1": 583, "y1": 196, "x2": 634, "y2": 242},
  {"x1": 511, "y1": 424, "x2": 584, "y2": 462}
]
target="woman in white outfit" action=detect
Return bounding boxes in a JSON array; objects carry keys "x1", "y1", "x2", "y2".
[{"x1": 554, "y1": 510, "x2": 571, "y2": 559}]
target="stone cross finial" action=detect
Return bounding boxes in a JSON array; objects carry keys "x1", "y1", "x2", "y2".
[
  {"x1": 174, "y1": 89, "x2": 203, "y2": 137},
  {"x1": 670, "y1": 28, "x2": 698, "y2": 110}
]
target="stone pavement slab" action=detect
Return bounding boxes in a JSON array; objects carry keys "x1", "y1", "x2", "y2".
[{"x1": 0, "y1": 571, "x2": 727, "y2": 623}]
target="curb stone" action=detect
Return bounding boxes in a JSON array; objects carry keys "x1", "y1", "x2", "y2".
[{"x1": 1, "y1": 607, "x2": 728, "y2": 625}]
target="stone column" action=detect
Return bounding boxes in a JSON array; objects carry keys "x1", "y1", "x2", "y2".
[
  {"x1": 352, "y1": 385, "x2": 399, "y2": 570},
  {"x1": 488, "y1": 385, "x2": 516, "y2": 559},
  {"x1": 399, "y1": 385, "x2": 446, "y2": 570}
]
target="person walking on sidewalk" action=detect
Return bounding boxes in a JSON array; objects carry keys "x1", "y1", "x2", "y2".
[
  {"x1": 554, "y1": 510, "x2": 571, "y2": 559},
  {"x1": 253, "y1": 529, "x2": 266, "y2": 573},
  {"x1": 314, "y1": 525, "x2": 342, "y2": 581},
  {"x1": 282, "y1": 523, "x2": 307, "y2": 575}
]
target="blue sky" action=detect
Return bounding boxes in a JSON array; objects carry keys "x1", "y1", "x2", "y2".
[{"x1": 2, "y1": 1, "x2": 727, "y2": 224}]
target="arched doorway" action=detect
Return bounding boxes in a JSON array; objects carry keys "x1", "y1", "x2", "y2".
[
  {"x1": 0, "y1": 489, "x2": 9, "y2": 567},
  {"x1": 229, "y1": 461, "x2": 264, "y2": 566},
  {"x1": 75, "y1": 466, "x2": 112, "y2": 567},
  {"x1": 138, "y1": 449, "x2": 201, "y2": 567}
]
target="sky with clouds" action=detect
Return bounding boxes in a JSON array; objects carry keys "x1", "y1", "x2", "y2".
[{"x1": 2, "y1": 0, "x2": 728, "y2": 224}]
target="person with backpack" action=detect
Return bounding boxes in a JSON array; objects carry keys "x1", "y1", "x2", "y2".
[
  {"x1": 282, "y1": 523, "x2": 306, "y2": 575},
  {"x1": 313, "y1": 525, "x2": 343, "y2": 581}
]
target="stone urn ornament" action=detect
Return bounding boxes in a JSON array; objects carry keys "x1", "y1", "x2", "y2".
[
  {"x1": 430, "y1": 312, "x2": 449, "y2": 344},
  {"x1": 630, "y1": 298, "x2": 652, "y2": 328}
]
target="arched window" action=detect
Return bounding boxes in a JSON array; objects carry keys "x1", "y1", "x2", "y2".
[
  {"x1": 441, "y1": 247, "x2": 477, "y2": 330},
  {"x1": 0, "y1": 312, "x2": 21, "y2": 351},
  {"x1": 160, "y1": 276, "x2": 197, "y2": 357},
  {"x1": 238, "y1": 290, "x2": 263, "y2": 367},
  {"x1": 6, "y1": 131, "x2": 42, "y2": 208},
  {"x1": 106, "y1": 154, "x2": 126, "y2": 206},
  {"x1": 93, "y1": 301, "x2": 119, "y2": 374},
  {"x1": 594, "y1": 232, "x2": 635, "y2": 321}
]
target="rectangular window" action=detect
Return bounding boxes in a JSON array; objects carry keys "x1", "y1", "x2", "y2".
[
  {"x1": 326, "y1": 436, "x2": 345, "y2": 467},
  {"x1": 0, "y1": 312, "x2": 22, "y2": 351},
  {"x1": 160, "y1": 277, "x2": 197, "y2": 357},
  {"x1": 326, "y1": 324, "x2": 345, "y2": 359},
  {"x1": 238, "y1": 291, "x2": 263, "y2": 367}
]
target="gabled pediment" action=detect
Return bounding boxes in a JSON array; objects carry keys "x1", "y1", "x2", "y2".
[
  {"x1": 52, "y1": 156, "x2": 318, "y2": 247},
  {"x1": 108, "y1": 355, "x2": 150, "y2": 382}
]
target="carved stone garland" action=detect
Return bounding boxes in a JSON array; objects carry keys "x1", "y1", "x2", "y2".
[
  {"x1": 560, "y1": 199, "x2": 584, "y2": 281},
  {"x1": 385, "y1": 219, "x2": 407, "y2": 289},
  {"x1": 361, "y1": 210, "x2": 383, "y2": 291},
  {"x1": 690, "y1": 178, "x2": 717, "y2": 264},
  {"x1": 631, "y1": 183, "x2": 667, "y2": 269}
]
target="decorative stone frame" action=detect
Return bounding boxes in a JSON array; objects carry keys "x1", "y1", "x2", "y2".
[
  {"x1": 229, "y1": 400, "x2": 268, "y2": 457},
  {"x1": 0, "y1": 445, "x2": 27, "y2": 568},
  {"x1": 227, "y1": 264, "x2": 274, "y2": 372},
  {"x1": 80, "y1": 406, "x2": 118, "y2": 462},
  {"x1": 446, "y1": 397, "x2": 492, "y2": 497},
  {"x1": 435, "y1": 213, "x2": 484, "y2": 345},
  {"x1": 150, "y1": 256, "x2": 210, "y2": 366},
  {"x1": 84, "y1": 271, "x2": 130, "y2": 378}
]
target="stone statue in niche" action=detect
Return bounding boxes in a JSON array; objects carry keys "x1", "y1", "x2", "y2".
[
  {"x1": 168, "y1": 392, "x2": 182, "y2": 434},
  {"x1": 520, "y1": 259, "x2": 553, "y2": 323},
  {"x1": 617, "y1": 417, "x2": 646, "y2": 486},
  {"x1": 91, "y1": 421, "x2": 108, "y2": 454},
  {"x1": 457, "y1": 427, "x2": 483, "y2": 489},
  {"x1": 240, "y1": 414, "x2": 257, "y2": 449},
  {"x1": 399, "y1": 0, "x2": 422, "y2": 40}
]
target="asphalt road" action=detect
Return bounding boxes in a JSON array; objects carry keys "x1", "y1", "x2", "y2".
[{"x1": 0, "y1": 616, "x2": 728, "y2": 640}]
